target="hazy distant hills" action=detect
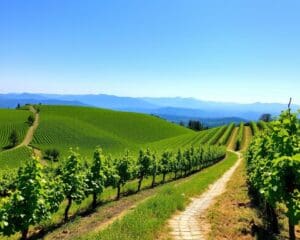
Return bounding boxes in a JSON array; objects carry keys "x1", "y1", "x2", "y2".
[
  {"x1": 141, "y1": 97, "x2": 297, "y2": 114},
  {"x1": 0, "y1": 93, "x2": 298, "y2": 123},
  {"x1": 0, "y1": 94, "x2": 86, "y2": 108}
]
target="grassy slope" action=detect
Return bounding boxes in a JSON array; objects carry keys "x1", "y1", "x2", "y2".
[
  {"x1": 0, "y1": 105, "x2": 231, "y2": 168},
  {"x1": 148, "y1": 127, "x2": 219, "y2": 153},
  {"x1": 32, "y1": 105, "x2": 193, "y2": 158},
  {"x1": 0, "y1": 109, "x2": 31, "y2": 169},
  {"x1": 0, "y1": 105, "x2": 236, "y2": 239},
  {"x1": 77, "y1": 152, "x2": 238, "y2": 240},
  {"x1": 0, "y1": 109, "x2": 29, "y2": 149},
  {"x1": 0, "y1": 146, "x2": 32, "y2": 169}
]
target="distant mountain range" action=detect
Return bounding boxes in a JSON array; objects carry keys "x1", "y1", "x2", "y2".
[{"x1": 0, "y1": 93, "x2": 298, "y2": 124}]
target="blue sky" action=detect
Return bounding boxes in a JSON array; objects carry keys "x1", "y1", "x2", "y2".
[{"x1": 0, "y1": 0, "x2": 299, "y2": 104}]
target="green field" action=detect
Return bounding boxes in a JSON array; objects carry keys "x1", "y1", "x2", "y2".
[
  {"x1": 31, "y1": 105, "x2": 196, "y2": 158},
  {"x1": 0, "y1": 105, "x2": 239, "y2": 169},
  {"x1": 0, "y1": 104, "x2": 245, "y2": 240},
  {"x1": 79, "y1": 152, "x2": 238, "y2": 240},
  {"x1": 0, "y1": 109, "x2": 29, "y2": 149},
  {"x1": 0, "y1": 146, "x2": 32, "y2": 169},
  {"x1": 148, "y1": 127, "x2": 219, "y2": 152}
]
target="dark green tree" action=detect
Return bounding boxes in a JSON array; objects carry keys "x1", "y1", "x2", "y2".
[
  {"x1": 259, "y1": 113, "x2": 272, "y2": 122},
  {"x1": 8, "y1": 130, "x2": 18, "y2": 147},
  {"x1": 27, "y1": 115, "x2": 35, "y2": 126},
  {"x1": 44, "y1": 149, "x2": 60, "y2": 162}
]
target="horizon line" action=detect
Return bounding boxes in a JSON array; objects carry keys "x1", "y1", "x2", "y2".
[{"x1": 0, "y1": 91, "x2": 298, "y2": 106}]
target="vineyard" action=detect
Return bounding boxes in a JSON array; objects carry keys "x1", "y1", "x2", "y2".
[
  {"x1": 0, "y1": 104, "x2": 298, "y2": 240},
  {"x1": 0, "y1": 104, "x2": 248, "y2": 240},
  {"x1": 216, "y1": 123, "x2": 234, "y2": 145},
  {"x1": 249, "y1": 121, "x2": 259, "y2": 136},
  {"x1": 235, "y1": 122, "x2": 244, "y2": 150},
  {"x1": 257, "y1": 120, "x2": 271, "y2": 131},
  {"x1": 0, "y1": 146, "x2": 32, "y2": 168},
  {"x1": 0, "y1": 106, "x2": 241, "y2": 170},
  {"x1": 30, "y1": 106, "x2": 243, "y2": 161},
  {"x1": 0, "y1": 143, "x2": 226, "y2": 239},
  {"x1": 31, "y1": 105, "x2": 193, "y2": 158},
  {"x1": 246, "y1": 110, "x2": 300, "y2": 240},
  {"x1": 0, "y1": 109, "x2": 29, "y2": 149}
]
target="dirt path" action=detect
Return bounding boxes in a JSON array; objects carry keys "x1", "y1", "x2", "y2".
[
  {"x1": 17, "y1": 106, "x2": 39, "y2": 148},
  {"x1": 168, "y1": 151, "x2": 242, "y2": 240},
  {"x1": 9, "y1": 106, "x2": 43, "y2": 158}
]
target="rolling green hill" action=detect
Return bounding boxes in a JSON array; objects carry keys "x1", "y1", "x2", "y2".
[
  {"x1": 0, "y1": 105, "x2": 237, "y2": 169},
  {"x1": 32, "y1": 105, "x2": 193, "y2": 158},
  {"x1": 148, "y1": 127, "x2": 218, "y2": 152},
  {"x1": 0, "y1": 105, "x2": 242, "y2": 240},
  {"x1": 0, "y1": 146, "x2": 32, "y2": 168},
  {"x1": 0, "y1": 109, "x2": 29, "y2": 150}
]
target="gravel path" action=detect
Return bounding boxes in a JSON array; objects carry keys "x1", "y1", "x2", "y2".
[{"x1": 168, "y1": 151, "x2": 242, "y2": 240}]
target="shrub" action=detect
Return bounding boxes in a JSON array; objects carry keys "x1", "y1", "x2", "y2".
[{"x1": 44, "y1": 148, "x2": 60, "y2": 162}]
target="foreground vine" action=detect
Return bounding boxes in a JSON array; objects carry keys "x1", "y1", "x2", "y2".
[
  {"x1": 246, "y1": 109, "x2": 300, "y2": 239},
  {"x1": 0, "y1": 144, "x2": 225, "y2": 239}
]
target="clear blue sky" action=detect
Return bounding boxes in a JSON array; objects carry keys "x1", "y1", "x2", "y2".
[{"x1": 0, "y1": 0, "x2": 299, "y2": 104}]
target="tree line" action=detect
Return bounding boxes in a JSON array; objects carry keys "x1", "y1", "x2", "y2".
[{"x1": 0, "y1": 144, "x2": 226, "y2": 239}]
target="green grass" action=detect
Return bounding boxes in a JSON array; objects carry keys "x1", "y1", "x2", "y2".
[
  {"x1": 32, "y1": 105, "x2": 192, "y2": 158},
  {"x1": 77, "y1": 151, "x2": 238, "y2": 240},
  {"x1": 0, "y1": 109, "x2": 29, "y2": 149},
  {"x1": 0, "y1": 146, "x2": 32, "y2": 169}
]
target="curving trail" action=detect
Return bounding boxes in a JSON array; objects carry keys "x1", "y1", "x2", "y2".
[
  {"x1": 17, "y1": 106, "x2": 39, "y2": 148},
  {"x1": 10, "y1": 106, "x2": 42, "y2": 158},
  {"x1": 168, "y1": 151, "x2": 242, "y2": 240}
]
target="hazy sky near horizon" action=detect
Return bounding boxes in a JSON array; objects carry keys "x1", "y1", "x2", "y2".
[{"x1": 0, "y1": 0, "x2": 299, "y2": 104}]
